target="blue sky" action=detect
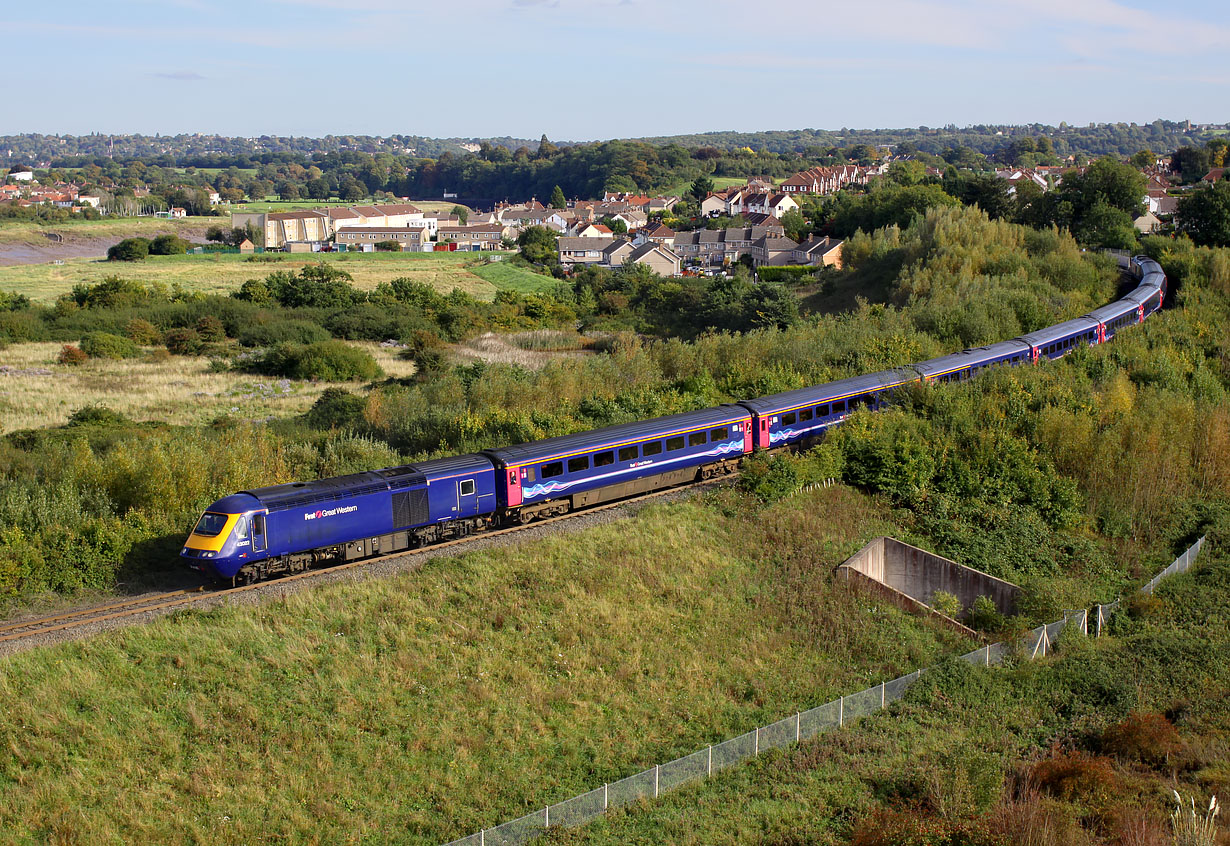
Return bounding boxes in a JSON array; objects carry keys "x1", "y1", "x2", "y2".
[{"x1": 6, "y1": 0, "x2": 1228, "y2": 140}]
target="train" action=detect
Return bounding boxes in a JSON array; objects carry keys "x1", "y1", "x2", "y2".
[{"x1": 182, "y1": 256, "x2": 1167, "y2": 584}]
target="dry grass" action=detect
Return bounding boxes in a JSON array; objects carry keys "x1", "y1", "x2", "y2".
[
  {"x1": 0, "y1": 341, "x2": 414, "y2": 432},
  {"x1": 0, "y1": 216, "x2": 215, "y2": 247},
  {"x1": 0, "y1": 251, "x2": 509, "y2": 303},
  {"x1": 453, "y1": 332, "x2": 594, "y2": 369}
]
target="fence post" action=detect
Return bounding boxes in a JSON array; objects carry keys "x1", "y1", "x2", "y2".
[
  {"x1": 754, "y1": 727, "x2": 759, "y2": 755},
  {"x1": 880, "y1": 681, "x2": 885, "y2": 709},
  {"x1": 480, "y1": 830, "x2": 484, "y2": 846},
  {"x1": 839, "y1": 695, "x2": 844, "y2": 728},
  {"x1": 707, "y1": 746, "x2": 712, "y2": 777},
  {"x1": 985, "y1": 645, "x2": 991, "y2": 666},
  {"x1": 604, "y1": 783, "x2": 608, "y2": 811},
  {"x1": 654, "y1": 765, "x2": 659, "y2": 798},
  {"x1": 796, "y1": 712, "x2": 801, "y2": 742},
  {"x1": 544, "y1": 805, "x2": 549, "y2": 828}
]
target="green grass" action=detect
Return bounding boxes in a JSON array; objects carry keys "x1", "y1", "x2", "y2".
[
  {"x1": 553, "y1": 550, "x2": 1230, "y2": 845},
  {"x1": 0, "y1": 250, "x2": 522, "y2": 303},
  {"x1": 658, "y1": 176, "x2": 762, "y2": 199},
  {"x1": 228, "y1": 200, "x2": 474, "y2": 215},
  {"x1": 469, "y1": 259, "x2": 563, "y2": 294},
  {"x1": 0, "y1": 487, "x2": 973, "y2": 844}
]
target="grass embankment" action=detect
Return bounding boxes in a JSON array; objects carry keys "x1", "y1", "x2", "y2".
[
  {"x1": 658, "y1": 176, "x2": 756, "y2": 198},
  {"x1": 0, "y1": 487, "x2": 973, "y2": 844},
  {"x1": 0, "y1": 216, "x2": 216, "y2": 247},
  {"x1": 0, "y1": 251, "x2": 556, "y2": 304},
  {"x1": 558, "y1": 547, "x2": 1230, "y2": 846},
  {"x1": 0, "y1": 341, "x2": 416, "y2": 433},
  {"x1": 228, "y1": 200, "x2": 473, "y2": 215}
]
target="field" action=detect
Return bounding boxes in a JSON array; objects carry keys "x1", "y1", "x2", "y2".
[
  {"x1": 0, "y1": 341, "x2": 415, "y2": 433},
  {"x1": 0, "y1": 487, "x2": 973, "y2": 844},
  {"x1": 228, "y1": 199, "x2": 474, "y2": 215},
  {"x1": 658, "y1": 176, "x2": 763, "y2": 198},
  {"x1": 0, "y1": 250, "x2": 556, "y2": 304}
]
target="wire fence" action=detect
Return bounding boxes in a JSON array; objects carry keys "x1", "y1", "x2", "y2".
[{"x1": 442, "y1": 535, "x2": 1207, "y2": 846}]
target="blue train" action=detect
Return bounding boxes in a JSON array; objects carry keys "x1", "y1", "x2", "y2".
[{"x1": 183, "y1": 256, "x2": 1167, "y2": 584}]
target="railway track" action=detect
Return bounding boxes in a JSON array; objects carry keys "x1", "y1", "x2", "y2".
[{"x1": 0, "y1": 479, "x2": 717, "y2": 649}]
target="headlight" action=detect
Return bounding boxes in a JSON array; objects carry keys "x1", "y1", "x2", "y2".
[{"x1": 182, "y1": 547, "x2": 190, "y2": 555}]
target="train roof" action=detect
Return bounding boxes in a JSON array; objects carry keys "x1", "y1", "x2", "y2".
[
  {"x1": 484, "y1": 404, "x2": 750, "y2": 467},
  {"x1": 912, "y1": 340, "x2": 1031, "y2": 378},
  {"x1": 738, "y1": 369, "x2": 916, "y2": 414},
  {"x1": 244, "y1": 453, "x2": 494, "y2": 510},
  {"x1": 1084, "y1": 299, "x2": 1138, "y2": 323},
  {"x1": 1018, "y1": 316, "x2": 1101, "y2": 347}
]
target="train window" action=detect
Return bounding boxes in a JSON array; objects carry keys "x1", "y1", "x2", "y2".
[
  {"x1": 799, "y1": 408, "x2": 813, "y2": 422},
  {"x1": 782, "y1": 412, "x2": 796, "y2": 426},
  {"x1": 818, "y1": 403, "x2": 830, "y2": 416},
  {"x1": 460, "y1": 479, "x2": 475, "y2": 496},
  {"x1": 665, "y1": 436, "x2": 685, "y2": 451},
  {"x1": 643, "y1": 441, "x2": 663, "y2": 456},
  {"x1": 233, "y1": 515, "x2": 248, "y2": 540},
  {"x1": 833, "y1": 400, "x2": 846, "y2": 413},
  {"x1": 193, "y1": 512, "x2": 229, "y2": 537},
  {"x1": 541, "y1": 462, "x2": 563, "y2": 479},
  {"x1": 689, "y1": 431, "x2": 707, "y2": 447},
  {"x1": 594, "y1": 451, "x2": 614, "y2": 467},
  {"x1": 525, "y1": 467, "x2": 535, "y2": 483},
  {"x1": 618, "y1": 445, "x2": 638, "y2": 461},
  {"x1": 568, "y1": 456, "x2": 589, "y2": 473},
  {"x1": 710, "y1": 427, "x2": 728, "y2": 442}
]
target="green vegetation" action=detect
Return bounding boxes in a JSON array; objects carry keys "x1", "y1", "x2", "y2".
[
  {"x1": 562, "y1": 550, "x2": 1230, "y2": 845},
  {"x1": 0, "y1": 489, "x2": 972, "y2": 843}
]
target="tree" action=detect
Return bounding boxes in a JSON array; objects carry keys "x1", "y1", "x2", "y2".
[
  {"x1": 1171, "y1": 145, "x2": 1212, "y2": 184},
  {"x1": 450, "y1": 205, "x2": 469, "y2": 225},
  {"x1": 1130, "y1": 149, "x2": 1156, "y2": 169},
  {"x1": 549, "y1": 185, "x2": 567, "y2": 209},
  {"x1": 536, "y1": 134, "x2": 558, "y2": 159},
  {"x1": 107, "y1": 238, "x2": 150, "y2": 261},
  {"x1": 780, "y1": 209, "x2": 810, "y2": 242},
  {"x1": 688, "y1": 175, "x2": 714, "y2": 202},
  {"x1": 517, "y1": 225, "x2": 559, "y2": 266},
  {"x1": 149, "y1": 234, "x2": 190, "y2": 255},
  {"x1": 1073, "y1": 200, "x2": 1138, "y2": 250},
  {"x1": 1177, "y1": 180, "x2": 1230, "y2": 246}
]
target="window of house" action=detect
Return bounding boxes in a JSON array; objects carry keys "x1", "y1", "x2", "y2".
[
  {"x1": 643, "y1": 441, "x2": 663, "y2": 456},
  {"x1": 568, "y1": 456, "x2": 589, "y2": 473},
  {"x1": 541, "y1": 462, "x2": 563, "y2": 479},
  {"x1": 594, "y1": 451, "x2": 614, "y2": 467},
  {"x1": 689, "y1": 431, "x2": 707, "y2": 447}
]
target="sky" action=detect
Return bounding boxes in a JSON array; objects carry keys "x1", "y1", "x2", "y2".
[{"x1": 6, "y1": 0, "x2": 1229, "y2": 141}]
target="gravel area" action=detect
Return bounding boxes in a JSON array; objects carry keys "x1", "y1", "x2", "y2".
[{"x1": 0, "y1": 481, "x2": 727, "y2": 657}]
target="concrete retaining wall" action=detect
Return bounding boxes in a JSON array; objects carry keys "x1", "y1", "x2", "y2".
[{"x1": 836, "y1": 537, "x2": 1021, "y2": 631}]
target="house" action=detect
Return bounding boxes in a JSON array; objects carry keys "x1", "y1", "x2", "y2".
[
  {"x1": 9, "y1": 170, "x2": 34, "y2": 182},
  {"x1": 237, "y1": 238, "x2": 255, "y2": 253},
  {"x1": 1133, "y1": 210, "x2": 1162, "y2": 234},
  {"x1": 699, "y1": 193, "x2": 730, "y2": 216},
  {"x1": 602, "y1": 239, "x2": 636, "y2": 266},
  {"x1": 790, "y1": 237, "x2": 844, "y2": 269},
  {"x1": 334, "y1": 226, "x2": 429, "y2": 251},
  {"x1": 750, "y1": 235, "x2": 800, "y2": 267},
  {"x1": 1154, "y1": 196, "x2": 1180, "y2": 217},
  {"x1": 574, "y1": 222, "x2": 613, "y2": 238},
  {"x1": 613, "y1": 210, "x2": 648, "y2": 230},
  {"x1": 780, "y1": 165, "x2": 872, "y2": 196},
  {"x1": 647, "y1": 196, "x2": 679, "y2": 213},
  {"x1": 638, "y1": 222, "x2": 675, "y2": 245},
  {"x1": 1203, "y1": 168, "x2": 1226, "y2": 183},
  {"x1": 557, "y1": 236, "x2": 619, "y2": 266},
  {"x1": 743, "y1": 213, "x2": 786, "y2": 234},
  {"x1": 625, "y1": 242, "x2": 680, "y2": 276},
  {"x1": 670, "y1": 226, "x2": 781, "y2": 267},
  {"x1": 169, "y1": 207, "x2": 187, "y2": 218},
  {"x1": 436, "y1": 223, "x2": 512, "y2": 250},
  {"x1": 995, "y1": 168, "x2": 1050, "y2": 194},
  {"x1": 740, "y1": 192, "x2": 797, "y2": 219}
]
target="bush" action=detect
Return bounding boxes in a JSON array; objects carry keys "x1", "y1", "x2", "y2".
[
  {"x1": 248, "y1": 340, "x2": 382, "y2": 382},
  {"x1": 373, "y1": 240, "x2": 402, "y2": 252},
  {"x1": 233, "y1": 279, "x2": 273, "y2": 304},
  {"x1": 1030, "y1": 751, "x2": 1119, "y2": 805},
  {"x1": 80, "y1": 332, "x2": 140, "y2": 360},
  {"x1": 107, "y1": 238, "x2": 150, "y2": 261},
  {"x1": 124, "y1": 318, "x2": 162, "y2": 345},
  {"x1": 57, "y1": 344, "x2": 88, "y2": 366},
  {"x1": 66, "y1": 405, "x2": 133, "y2": 427},
  {"x1": 968, "y1": 595, "x2": 1006, "y2": 632},
  {"x1": 932, "y1": 590, "x2": 962, "y2": 618},
  {"x1": 306, "y1": 388, "x2": 368, "y2": 429},
  {"x1": 195, "y1": 315, "x2": 227, "y2": 342},
  {"x1": 1101, "y1": 712, "x2": 1182, "y2": 767},
  {"x1": 235, "y1": 318, "x2": 331, "y2": 348},
  {"x1": 148, "y1": 234, "x2": 191, "y2": 255},
  {"x1": 164, "y1": 328, "x2": 204, "y2": 356}
]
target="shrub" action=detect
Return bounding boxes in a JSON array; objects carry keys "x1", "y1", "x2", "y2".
[
  {"x1": 1101, "y1": 712, "x2": 1183, "y2": 767},
  {"x1": 124, "y1": 318, "x2": 162, "y2": 345},
  {"x1": 80, "y1": 332, "x2": 139, "y2": 360},
  {"x1": 373, "y1": 240, "x2": 402, "y2": 252},
  {"x1": 195, "y1": 315, "x2": 227, "y2": 342},
  {"x1": 968, "y1": 595, "x2": 1006, "y2": 632},
  {"x1": 306, "y1": 388, "x2": 368, "y2": 430},
  {"x1": 164, "y1": 328, "x2": 204, "y2": 356},
  {"x1": 148, "y1": 234, "x2": 190, "y2": 255},
  {"x1": 1030, "y1": 750, "x2": 1118, "y2": 805},
  {"x1": 233, "y1": 278, "x2": 273, "y2": 304},
  {"x1": 106, "y1": 237, "x2": 150, "y2": 261},
  {"x1": 931, "y1": 590, "x2": 962, "y2": 618},
  {"x1": 248, "y1": 341, "x2": 382, "y2": 382},
  {"x1": 236, "y1": 318, "x2": 331, "y2": 348},
  {"x1": 57, "y1": 344, "x2": 88, "y2": 366},
  {"x1": 66, "y1": 405, "x2": 132, "y2": 427}
]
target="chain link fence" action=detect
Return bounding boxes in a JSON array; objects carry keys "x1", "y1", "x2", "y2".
[{"x1": 443, "y1": 536, "x2": 1206, "y2": 846}]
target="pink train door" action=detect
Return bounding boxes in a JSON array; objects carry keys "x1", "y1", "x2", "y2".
[
  {"x1": 506, "y1": 468, "x2": 522, "y2": 507},
  {"x1": 742, "y1": 419, "x2": 753, "y2": 454},
  {"x1": 756, "y1": 417, "x2": 770, "y2": 450}
]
